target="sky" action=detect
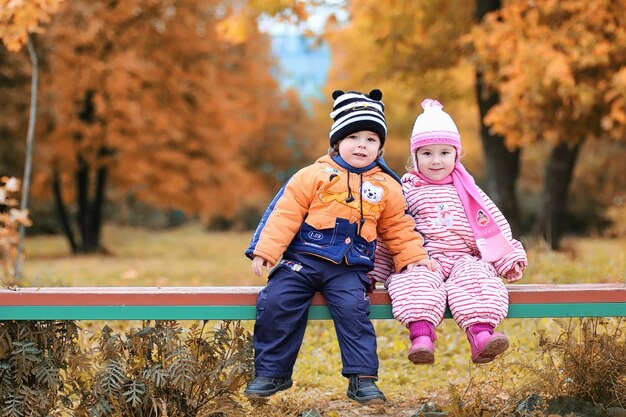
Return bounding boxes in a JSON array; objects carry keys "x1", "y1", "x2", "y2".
[{"x1": 256, "y1": 5, "x2": 347, "y2": 104}]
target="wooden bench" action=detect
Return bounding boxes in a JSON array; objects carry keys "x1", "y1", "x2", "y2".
[{"x1": 1, "y1": 283, "x2": 625, "y2": 320}]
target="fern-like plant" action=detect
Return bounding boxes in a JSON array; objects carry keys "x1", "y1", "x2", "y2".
[
  {"x1": 0, "y1": 320, "x2": 82, "y2": 417},
  {"x1": 74, "y1": 320, "x2": 253, "y2": 417}
]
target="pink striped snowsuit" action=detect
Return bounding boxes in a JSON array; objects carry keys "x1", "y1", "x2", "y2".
[{"x1": 369, "y1": 171, "x2": 527, "y2": 330}]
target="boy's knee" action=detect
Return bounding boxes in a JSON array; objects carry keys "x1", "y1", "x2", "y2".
[{"x1": 332, "y1": 295, "x2": 370, "y2": 321}]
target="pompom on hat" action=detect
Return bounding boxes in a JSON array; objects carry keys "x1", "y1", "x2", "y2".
[
  {"x1": 410, "y1": 99, "x2": 461, "y2": 155},
  {"x1": 329, "y1": 89, "x2": 387, "y2": 148}
]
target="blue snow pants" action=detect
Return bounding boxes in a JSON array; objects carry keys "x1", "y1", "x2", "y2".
[{"x1": 252, "y1": 252, "x2": 379, "y2": 379}]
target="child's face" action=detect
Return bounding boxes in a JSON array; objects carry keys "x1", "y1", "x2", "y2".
[
  {"x1": 415, "y1": 144, "x2": 456, "y2": 181},
  {"x1": 338, "y1": 130, "x2": 381, "y2": 168}
]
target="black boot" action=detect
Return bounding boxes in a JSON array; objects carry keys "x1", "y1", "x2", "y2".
[
  {"x1": 244, "y1": 376, "x2": 293, "y2": 398},
  {"x1": 347, "y1": 375, "x2": 386, "y2": 403}
]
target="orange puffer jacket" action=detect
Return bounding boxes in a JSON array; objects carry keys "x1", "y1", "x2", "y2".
[{"x1": 246, "y1": 155, "x2": 427, "y2": 272}]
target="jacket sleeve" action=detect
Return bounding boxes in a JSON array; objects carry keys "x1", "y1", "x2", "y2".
[
  {"x1": 478, "y1": 188, "x2": 528, "y2": 276},
  {"x1": 245, "y1": 168, "x2": 315, "y2": 264},
  {"x1": 377, "y1": 178, "x2": 428, "y2": 272}
]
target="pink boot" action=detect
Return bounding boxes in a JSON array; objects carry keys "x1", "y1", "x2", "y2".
[
  {"x1": 466, "y1": 324, "x2": 509, "y2": 364},
  {"x1": 408, "y1": 321, "x2": 436, "y2": 365}
]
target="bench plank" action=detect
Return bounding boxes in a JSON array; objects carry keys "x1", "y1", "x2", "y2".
[{"x1": 1, "y1": 283, "x2": 625, "y2": 320}]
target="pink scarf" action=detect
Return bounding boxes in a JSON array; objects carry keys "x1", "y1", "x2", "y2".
[{"x1": 416, "y1": 163, "x2": 515, "y2": 262}]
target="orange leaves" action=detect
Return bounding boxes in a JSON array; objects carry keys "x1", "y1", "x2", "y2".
[
  {"x1": 330, "y1": 0, "x2": 472, "y2": 75},
  {"x1": 24, "y1": 0, "x2": 319, "y2": 225},
  {"x1": 601, "y1": 68, "x2": 626, "y2": 139},
  {"x1": 469, "y1": 0, "x2": 626, "y2": 147},
  {"x1": 251, "y1": 0, "x2": 310, "y2": 19},
  {"x1": 544, "y1": 54, "x2": 574, "y2": 89},
  {"x1": 216, "y1": 0, "x2": 315, "y2": 44},
  {"x1": 0, "y1": 0, "x2": 62, "y2": 51},
  {"x1": 323, "y1": 0, "x2": 474, "y2": 162},
  {"x1": 215, "y1": 11, "x2": 254, "y2": 44}
]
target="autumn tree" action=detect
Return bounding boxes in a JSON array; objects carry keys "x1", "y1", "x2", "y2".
[
  {"x1": 29, "y1": 0, "x2": 316, "y2": 253},
  {"x1": 473, "y1": 0, "x2": 522, "y2": 237},
  {"x1": 0, "y1": 0, "x2": 62, "y2": 277},
  {"x1": 0, "y1": 46, "x2": 29, "y2": 177},
  {"x1": 0, "y1": 0, "x2": 61, "y2": 52},
  {"x1": 320, "y1": 0, "x2": 626, "y2": 246},
  {"x1": 469, "y1": 0, "x2": 626, "y2": 248},
  {"x1": 320, "y1": 0, "x2": 532, "y2": 234}
]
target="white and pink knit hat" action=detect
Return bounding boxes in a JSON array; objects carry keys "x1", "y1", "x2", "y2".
[{"x1": 410, "y1": 99, "x2": 461, "y2": 154}]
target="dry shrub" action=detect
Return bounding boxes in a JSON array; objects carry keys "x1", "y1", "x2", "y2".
[
  {"x1": 427, "y1": 318, "x2": 626, "y2": 416},
  {"x1": 0, "y1": 176, "x2": 32, "y2": 283},
  {"x1": 402, "y1": 335, "x2": 542, "y2": 417},
  {"x1": 72, "y1": 320, "x2": 254, "y2": 417},
  {"x1": 0, "y1": 320, "x2": 253, "y2": 416},
  {"x1": 440, "y1": 355, "x2": 538, "y2": 417},
  {"x1": 0, "y1": 320, "x2": 83, "y2": 417},
  {"x1": 534, "y1": 318, "x2": 626, "y2": 407}
]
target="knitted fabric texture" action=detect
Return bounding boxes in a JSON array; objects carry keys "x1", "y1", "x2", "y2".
[
  {"x1": 329, "y1": 89, "x2": 387, "y2": 148},
  {"x1": 410, "y1": 99, "x2": 461, "y2": 155}
]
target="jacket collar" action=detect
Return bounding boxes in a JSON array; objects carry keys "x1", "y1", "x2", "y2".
[
  {"x1": 329, "y1": 155, "x2": 401, "y2": 184},
  {"x1": 331, "y1": 155, "x2": 377, "y2": 174}
]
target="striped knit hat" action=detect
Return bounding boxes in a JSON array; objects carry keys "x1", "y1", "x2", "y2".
[
  {"x1": 329, "y1": 89, "x2": 387, "y2": 148},
  {"x1": 410, "y1": 99, "x2": 461, "y2": 155}
]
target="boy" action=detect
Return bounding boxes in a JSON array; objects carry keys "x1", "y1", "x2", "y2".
[{"x1": 244, "y1": 89, "x2": 436, "y2": 403}]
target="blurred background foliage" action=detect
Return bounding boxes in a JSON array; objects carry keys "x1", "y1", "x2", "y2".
[
  {"x1": 2, "y1": 2, "x2": 625, "y2": 414},
  {"x1": 1, "y1": 0, "x2": 626, "y2": 256}
]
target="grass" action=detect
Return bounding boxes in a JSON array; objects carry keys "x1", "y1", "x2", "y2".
[
  {"x1": 523, "y1": 237, "x2": 626, "y2": 284},
  {"x1": 16, "y1": 225, "x2": 626, "y2": 415},
  {"x1": 21, "y1": 224, "x2": 255, "y2": 287},
  {"x1": 22, "y1": 226, "x2": 626, "y2": 287}
]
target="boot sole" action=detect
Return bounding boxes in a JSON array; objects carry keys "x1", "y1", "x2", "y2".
[
  {"x1": 347, "y1": 392, "x2": 387, "y2": 404},
  {"x1": 472, "y1": 335, "x2": 509, "y2": 364},
  {"x1": 408, "y1": 348, "x2": 435, "y2": 365},
  {"x1": 244, "y1": 380, "x2": 293, "y2": 398}
]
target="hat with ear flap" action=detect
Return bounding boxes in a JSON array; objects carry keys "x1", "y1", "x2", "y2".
[{"x1": 329, "y1": 89, "x2": 387, "y2": 148}]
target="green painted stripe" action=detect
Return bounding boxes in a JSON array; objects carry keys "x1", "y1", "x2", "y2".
[
  {"x1": 335, "y1": 303, "x2": 626, "y2": 319},
  {"x1": 0, "y1": 306, "x2": 258, "y2": 321},
  {"x1": 0, "y1": 303, "x2": 625, "y2": 321},
  {"x1": 507, "y1": 303, "x2": 626, "y2": 318}
]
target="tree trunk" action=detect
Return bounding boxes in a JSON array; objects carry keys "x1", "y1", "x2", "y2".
[
  {"x1": 74, "y1": 156, "x2": 104, "y2": 254},
  {"x1": 474, "y1": 73, "x2": 522, "y2": 235},
  {"x1": 15, "y1": 34, "x2": 38, "y2": 280},
  {"x1": 535, "y1": 142, "x2": 581, "y2": 250},
  {"x1": 76, "y1": 155, "x2": 89, "y2": 252},
  {"x1": 474, "y1": 0, "x2": 523, "y2": 237},
  {"x1": 52, "y1": 167, "x2": 78, "y2": 254},
  {"x1": 87, "y1": 164, "x2": 107, "y2": 252},
  {"x1": 53, "y1": 156, "x2": 105, "y2": 254}
]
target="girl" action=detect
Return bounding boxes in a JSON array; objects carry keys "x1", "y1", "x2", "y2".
[{"x1": 370, "y1": 99, "x2": 527, "y2": 364}]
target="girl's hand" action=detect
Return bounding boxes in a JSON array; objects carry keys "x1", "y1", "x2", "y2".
[
  {"x1": 252, "y1": 256, "x2": 274, "y2": 277},
  {"x1": 504, "y1": 263, "x2": 523, "y2": 282},
  {"x1": 406, "y1": 258, "x2": 439, "y2": 272}
]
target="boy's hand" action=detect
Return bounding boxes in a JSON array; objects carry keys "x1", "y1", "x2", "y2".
[
  {"x1": 504, "y1": 263, "x2": 523, "y2": 282},
  {"x1": 252, "y1": 256, "x2": 274, "y2": 277},
  {"x1": 406, "y1": 258, "x2": 439, "y2": 272}
]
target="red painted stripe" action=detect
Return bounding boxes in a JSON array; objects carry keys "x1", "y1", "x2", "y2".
[
  {"x1": 0, "y1": 284, "x2": 624, "y2": 306},
  {"x1": 507, "y1": 283, "x2": 626, "y2": 303},
  {"x1": 0, "y1": 287, "x2": 260, "y2": 306}
]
